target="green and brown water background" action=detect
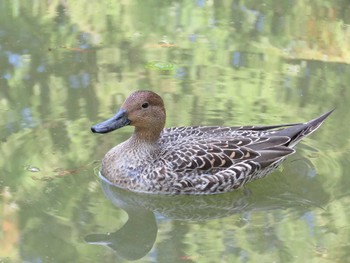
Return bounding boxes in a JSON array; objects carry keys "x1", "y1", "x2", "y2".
[{"x1": 1, "y1": 1, "x2": 350, "y2": 262}]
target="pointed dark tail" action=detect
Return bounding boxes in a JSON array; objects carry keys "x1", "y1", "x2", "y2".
[{"x1": 275, "y1": 109, "x2": 334, "y2": 147}]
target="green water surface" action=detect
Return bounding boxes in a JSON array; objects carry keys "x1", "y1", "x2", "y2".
[{"x1": 1, "y1": 1, "x2": 350, "y2": 262}]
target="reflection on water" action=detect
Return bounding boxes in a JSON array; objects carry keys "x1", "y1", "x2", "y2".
[{"x1": 1, "y1": 1, "x2": 350, "y2": 262}]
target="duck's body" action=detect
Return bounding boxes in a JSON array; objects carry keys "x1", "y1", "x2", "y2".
[{"x1": 92, "y1": 90, "x2": 332, "y2": 195}]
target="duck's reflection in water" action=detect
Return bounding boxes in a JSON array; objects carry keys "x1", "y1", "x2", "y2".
[{"x1": 85, "y1": 154, "x2": 329, "y2": 261}]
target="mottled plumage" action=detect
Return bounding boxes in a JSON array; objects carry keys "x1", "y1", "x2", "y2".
[{"x1": 91, "y1": 90, "x2": 333, "y2": 195}]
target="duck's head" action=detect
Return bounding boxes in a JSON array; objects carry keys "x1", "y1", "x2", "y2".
[{"x1": 91, "y1": 90, "x2": 166, "y2": 141}]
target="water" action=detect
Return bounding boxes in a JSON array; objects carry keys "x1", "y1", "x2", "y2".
[{"x1": 1, "y1": 1, "x2": 350, "y2": 262}]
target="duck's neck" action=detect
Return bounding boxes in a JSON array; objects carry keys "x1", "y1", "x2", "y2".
[
  {"x1": 131, "y1": 126, "x2": 163, "y2": 144},
  {"x1": 117, "y1": 130, "x2": 160, "y2": 161}
]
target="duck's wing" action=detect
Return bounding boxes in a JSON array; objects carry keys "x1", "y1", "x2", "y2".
[
  {"x1": 161, "y1": 135, "x2": 294, "y2": 173},
  {"x1": 160, "y1": 110, "x2": 333, "y2": 174}
]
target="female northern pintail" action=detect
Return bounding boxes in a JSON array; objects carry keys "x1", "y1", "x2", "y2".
[{"x1": 91, "y1": 90, "x2": 332, "y2": 195}]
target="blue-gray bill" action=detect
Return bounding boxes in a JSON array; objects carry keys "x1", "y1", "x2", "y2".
[{"x1": 91, "y1": 108, "x2": 130, "y2": 134}]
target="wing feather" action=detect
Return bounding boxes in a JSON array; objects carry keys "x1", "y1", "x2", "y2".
[{"x1": 160, "y1": 126, "x2": 297, "y2": 174}]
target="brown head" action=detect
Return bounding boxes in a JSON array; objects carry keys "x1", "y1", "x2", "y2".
[{"x1": 91, "y1": 90, "x2": 166, "y2": 142}]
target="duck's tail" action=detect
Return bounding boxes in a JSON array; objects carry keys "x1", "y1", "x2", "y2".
[{"x1": 274, "y1": 109, "x2": 334, "y2": 147}]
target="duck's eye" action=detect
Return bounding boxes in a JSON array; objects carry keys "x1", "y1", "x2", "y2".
[{"x1": 141, "y1": 102, "x2": 149, "y2": 109}]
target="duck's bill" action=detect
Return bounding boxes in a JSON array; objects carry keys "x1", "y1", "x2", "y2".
[{"x1": 91, "y1": 109, "x2": 130, "y2": 134}]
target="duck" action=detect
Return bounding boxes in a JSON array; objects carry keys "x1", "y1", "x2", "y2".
[{"x1": 91, "y1": 90, "x2": 333, "y2": 195}]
